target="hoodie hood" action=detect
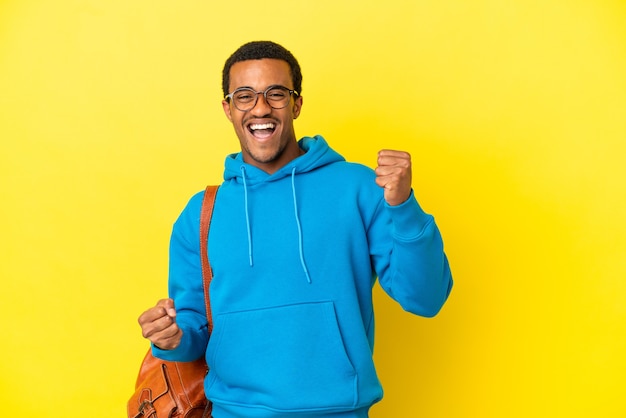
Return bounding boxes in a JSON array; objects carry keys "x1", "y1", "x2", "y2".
[
  {"x1": 221, "y1": 135, "x2": 345, "y2": 283},
  {"x1": 223, "y1": 135, "x2": 345, "y2": 185}
]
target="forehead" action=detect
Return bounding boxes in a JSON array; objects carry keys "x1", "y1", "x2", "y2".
[{"x1": 228, "y1": 59, "x2": 292, "y2": 91}]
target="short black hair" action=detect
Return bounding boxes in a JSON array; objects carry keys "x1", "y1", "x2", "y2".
[{"x1": 222, "y1": 41, "x2": 302, "y2": 97}]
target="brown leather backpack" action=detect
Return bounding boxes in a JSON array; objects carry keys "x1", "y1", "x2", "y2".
[{"x1": 128, "y1": 185, "x2": 218, "y2": 418}]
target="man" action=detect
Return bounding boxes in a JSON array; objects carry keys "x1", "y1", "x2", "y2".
[{"x1": 139, "y1": 41, "x2": 453, "y2": 418}]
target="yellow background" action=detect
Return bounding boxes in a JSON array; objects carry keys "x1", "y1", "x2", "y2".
[{"x1": 1, "y1": 0, "x2": 625, "y2": 416}]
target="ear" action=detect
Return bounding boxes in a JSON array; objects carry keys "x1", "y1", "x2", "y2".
[
  {"x1": 292, "y1": 95, "x2": 303, "y2": 119},
  {"x1": 222, "y1": 99, "x2": 233, "y2": 122}
]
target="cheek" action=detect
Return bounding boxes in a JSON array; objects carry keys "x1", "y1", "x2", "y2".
[{"x1": 234, "y1": 124, "x2": 248, "y2": 137}]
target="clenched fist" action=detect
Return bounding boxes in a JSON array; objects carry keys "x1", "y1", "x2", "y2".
[
  {"x1": 138, "y1": 298, "x2": 182, "y2": 350},
  {"x1": 375, "y1": 149, "x2": 412, "y2": 206}
]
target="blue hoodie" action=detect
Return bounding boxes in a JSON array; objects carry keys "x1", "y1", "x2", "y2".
[{"x1": 153, "y1": 135, "x2": 453, "y2": 417}]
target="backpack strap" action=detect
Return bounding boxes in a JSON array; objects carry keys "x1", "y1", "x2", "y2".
[{"x1": 199, "y1": 185, "x2": 219, "y2": 333}]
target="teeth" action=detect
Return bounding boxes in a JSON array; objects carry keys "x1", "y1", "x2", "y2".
[{"x1": 250, "y1": 123, "x2": 275, "y2": 130}]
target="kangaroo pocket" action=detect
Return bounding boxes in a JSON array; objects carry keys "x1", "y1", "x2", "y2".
[{"x1": 206, "y1": 301, "x2": 358, "y2": 411}]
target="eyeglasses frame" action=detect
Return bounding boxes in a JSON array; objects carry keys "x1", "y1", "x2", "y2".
[{"x1": 224, "y1": 85, "x2": 299, "y2": 112}]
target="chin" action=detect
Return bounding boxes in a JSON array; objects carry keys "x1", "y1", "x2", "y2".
[{"x1": 250, "y1": 152, "x2": 281, "y2": 165}]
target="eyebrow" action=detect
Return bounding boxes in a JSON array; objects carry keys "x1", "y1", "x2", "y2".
[{"x1": 233, "y1": 84, "x2": 290, "y2": 92}]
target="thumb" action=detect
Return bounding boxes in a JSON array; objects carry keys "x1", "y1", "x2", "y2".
[{"x1": 159, "y1": 298, "x2": 177, "y2": 318}]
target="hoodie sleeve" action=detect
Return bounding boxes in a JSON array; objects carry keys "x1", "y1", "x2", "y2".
[
  {"x1": 152, "y1": 192, "x2": 209, "y2": 362},
  {"x1": 371, "y1": 190, "x2": 453, "y2": 317}
]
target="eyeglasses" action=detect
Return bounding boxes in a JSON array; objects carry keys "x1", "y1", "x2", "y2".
[{"x1": 225, "y1": 85, "x2": 299, "y2": 112}]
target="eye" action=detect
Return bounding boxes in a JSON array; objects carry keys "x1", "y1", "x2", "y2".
[
  {"x1": 234, "y1": 90, "x2": 255, "y2": 103},
  {"x1": 267, "y1": 88, "x2": 288, "y2": 101}
]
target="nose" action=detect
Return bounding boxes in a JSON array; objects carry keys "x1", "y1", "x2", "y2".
[{"x1": 249, "y1": 92, "x2": 272, "y2": 116}]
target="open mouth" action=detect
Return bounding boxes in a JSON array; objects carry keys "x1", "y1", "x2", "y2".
[{"x1": 248, "y1": 122, "x2": 276, "y2": 139}]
